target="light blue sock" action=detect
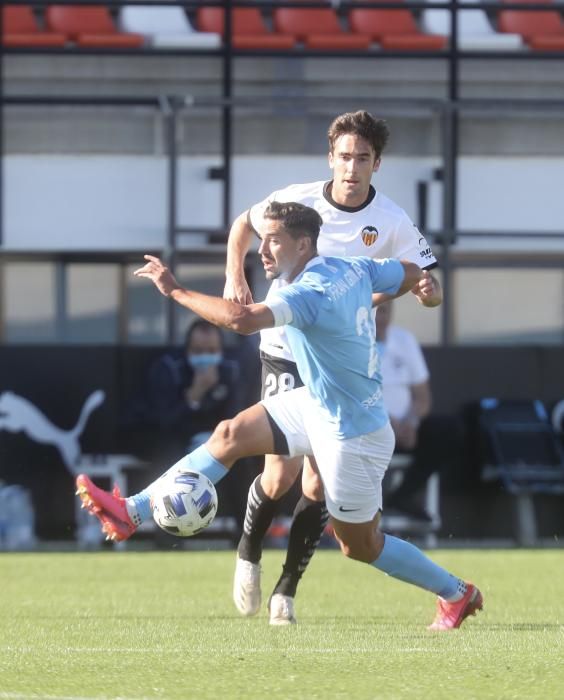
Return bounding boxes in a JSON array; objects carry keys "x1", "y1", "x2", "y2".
[
  {"x1": 126, "y1": 445, "x2": 228, "y2": 525},
  {"x1": 372, "y1": 534, "x2": 465, "y2": 600}
]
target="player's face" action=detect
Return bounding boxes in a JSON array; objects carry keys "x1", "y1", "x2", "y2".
[
  {"x1": 328, "y1": 134, "x2": 380, "y2": 208},
  {"x1": 258, "y1": 220, "x2": 306, "y2": 282}
]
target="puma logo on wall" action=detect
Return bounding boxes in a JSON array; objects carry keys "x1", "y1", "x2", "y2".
[{"x1": 0, "y1": 390, "x2": 105, "y2": 472}]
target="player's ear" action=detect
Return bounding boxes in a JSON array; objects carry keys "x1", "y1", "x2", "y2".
[
  {"x1": 373, "y1": 157, "x2": 381, "y2": 173},
  {"x1": 328, "y1": 150, "x2": 334, "y2": 169}
]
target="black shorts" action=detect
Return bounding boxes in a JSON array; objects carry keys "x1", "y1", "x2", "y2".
[{"x1": 260, "y1": 351, "x2": 304, "y2": 400}]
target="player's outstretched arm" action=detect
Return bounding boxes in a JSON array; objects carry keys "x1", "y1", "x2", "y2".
[
  {"x1": 224, "y1": 211, "x2": 255, "y2": 304},
  {"x1": 134, "y1": 255, "x2": 273, "y2": 335}
]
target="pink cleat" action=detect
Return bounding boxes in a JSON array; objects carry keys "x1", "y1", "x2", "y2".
[
  {"x1": 428, "y1": 583, "x2": 483, "y2": 631},
  {"x1": 75, "y1": 474, "x2": 137, "y2": 542}
]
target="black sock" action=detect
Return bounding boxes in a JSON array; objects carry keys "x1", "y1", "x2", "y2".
[
  {"x1": 272, "y1": 495, "x2": 329, "y2": 598},
  {"x1": 237, "y1": 475, "x2": 278, "y2": 564}
]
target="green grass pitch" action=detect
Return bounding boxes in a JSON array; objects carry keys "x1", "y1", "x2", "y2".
[{"x1": 1, "y1": 549, "x2": 563, "y2": 699}]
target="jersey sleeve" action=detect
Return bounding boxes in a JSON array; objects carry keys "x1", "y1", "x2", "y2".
[
  {"x1": 393, "y1": 212, "x2": 437, "y2": 270},
  {"x1": 364, "y1": 257, "x2": 406, "y2": 295},
  {"x1": 263, "y1": 280, "x2": 322, "y2": 330},
  {"x1": 263, "y1": 297, "x2": 293, "y2": 328}
]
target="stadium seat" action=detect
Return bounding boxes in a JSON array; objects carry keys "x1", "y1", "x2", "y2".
[
  {"x1": 498, "y1": 0, "x2": 564, "y2": 51},
  {"x1": 2, "y1": 5, "x2": 66, "y2": 47},
  {"x1": 196, "y1": 7, "x2": 297, "y2": 49},
  {"x1": 273, "y1": 3, "x2": 372, "y2": 50},
  {"x1": 119, "y1": 6, "x2": 221, "y2": 49},
  {"x1": 421, "y1": 0, "x2": 524, "y2": 51},
  {"x1": 476, "y1": 398, "x2": 564, "y2": 546},
  {"x1": 349, "y1": 0, "x2": 446, "y2": 51},
  {"x1": 45, "y1": 5, "x2": 144, "y2": 48}
]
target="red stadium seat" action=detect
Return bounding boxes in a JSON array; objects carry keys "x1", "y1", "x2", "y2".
[
  {"x1": 45, "y1": 5, "x2": 144, "y2": 48},
  {"x1": 273, "y1": 3, "x2": 372, "y2": 50},
  {"x1": 498, "y1": 0, "x2": 564, "y2": 51},
  {"x1": 2, "y1": 5, "x2": 66, "y2": 47},
  {"x1": 196, "y1": 7, "x2": 297, "y2": 49},
  {"x1": 349, "y1": 0, "x2": 447, "y2": 50}
]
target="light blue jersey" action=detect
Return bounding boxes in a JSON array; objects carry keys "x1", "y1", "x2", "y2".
[{"x1": 265, "y1": 255, "x2": 405, "y2": 439}]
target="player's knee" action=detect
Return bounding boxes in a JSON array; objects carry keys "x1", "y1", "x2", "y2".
[
  {"x1": 302, "y1": 471, "x2": 324, "y2": 501},
  {"x1": 261, "y1": 470, "x2": 295, "y2": 499},
  {"x1": 338, "y1": 540, "x2": 372, "y2": 563},
  {"x1": 261, "y1": 458, "x2": 299, "y2": 499},
  {"x1": 211, "y1": 418, "x2": 240, "y2": 458},
  {"x1": 336, "y1": 529, "x2": 381, "y2": 563}
]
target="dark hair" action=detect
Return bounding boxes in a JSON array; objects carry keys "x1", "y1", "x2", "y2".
[
  {"x1": 263, "y1": 201, "x2": 322, "y2": 250},
  {"x1": 184, "y1": 318, "x2": 222, "y2": 349},
  {"x1": 327, "y1": 111, "x2": 390, "y2": 159}
]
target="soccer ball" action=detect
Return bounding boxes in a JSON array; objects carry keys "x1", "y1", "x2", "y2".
[{"x1": 151, "y1": 471, "x2": 218, "y2": 537}]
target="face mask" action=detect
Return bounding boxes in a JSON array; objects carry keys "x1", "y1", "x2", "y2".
[{"x1": 187, "y1": 353, "x2": 222, "y2": 371}]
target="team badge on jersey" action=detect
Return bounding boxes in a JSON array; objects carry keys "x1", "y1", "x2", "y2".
[{"x1": 361, "y1": 225, "x2": 379, "y2": 247}]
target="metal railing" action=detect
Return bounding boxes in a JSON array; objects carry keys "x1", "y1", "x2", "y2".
[{"x1": 1, "y1": 1, "x2": 564, "y2": 344}]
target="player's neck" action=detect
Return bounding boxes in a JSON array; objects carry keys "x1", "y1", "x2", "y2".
[
  {"x1": 326, "y1": 181, "x2": 372, "y2": 209},
  {"x1": 286, "y1": 252, "x2": 317, "y2": 283}
]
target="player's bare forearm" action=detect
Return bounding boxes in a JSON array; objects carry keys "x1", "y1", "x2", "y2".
[
  {"x1": 372, "y1": 292, "x2": 393, "y2": 307},
  {"x1": 224, "y1": 211, "x2": 255, "y2": 304},
  {"x1": 134, "y1": 255, "x2": 273, "y2": 334},
  {"x1": 412, "y1": 270, "x2": 442, "y2": 307},
  {"x1": 372, "y1": 262, "x2": 423, "y2": 305},
  {"x1": 226, "y1": 211, "x2": 254, "y2": 272},
  {"x1": 396, "y1": 261, "x2": 424, "y2": 296},
  {"x1": 170, "y1": 288, "x2": 272, "y2": 335}
]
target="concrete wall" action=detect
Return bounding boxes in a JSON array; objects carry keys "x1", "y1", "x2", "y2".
[{"x1": 5, "y1": 55, "x2": 564, "y2": 157}]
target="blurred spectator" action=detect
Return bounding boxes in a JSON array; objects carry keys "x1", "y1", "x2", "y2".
[
  {"x1": 144, "y1": 318, "x2": 242, "y2": 462},
  {"x1": 124, "y1": 319, "x2": 252, "y2": 536},
  {"x1": 376, "y1": 301, "x2": 463, "y2": 521}
]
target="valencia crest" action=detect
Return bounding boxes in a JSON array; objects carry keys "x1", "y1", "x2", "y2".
[{"x1": 361, "y1": 225, "x2": 379, "y2": 246}]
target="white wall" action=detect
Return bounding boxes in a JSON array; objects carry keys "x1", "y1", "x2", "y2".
[{"x1": 4, "y1": 155, "x2": 564, "y2": 251}]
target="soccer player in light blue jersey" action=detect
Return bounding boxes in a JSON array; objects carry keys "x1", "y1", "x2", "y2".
[
  {"x1": 226, "y1": 111, "x2": 442, "y2": 626},
  {"x1": 76, "y1": 201, "x2": 482, "y2": 631}
]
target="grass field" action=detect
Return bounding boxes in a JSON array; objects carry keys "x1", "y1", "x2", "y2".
[{"x1": 0, "y1": 548, "x2": 563, "y2": 700}]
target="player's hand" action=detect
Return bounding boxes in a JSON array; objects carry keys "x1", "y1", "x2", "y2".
[
  {"x1": 411, "y1": 270, "x2": 442, "y2": 307},
  {"x1": 134, "y1": 255, "x2": 180, "y2": 297},
  {"x1": 224, "y1": 274, "x2": 254, "y2": 305}
]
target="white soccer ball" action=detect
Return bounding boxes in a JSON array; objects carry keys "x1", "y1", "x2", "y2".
[{"x1": 151, "y1": 471, "x2": 218, "y2": 537}]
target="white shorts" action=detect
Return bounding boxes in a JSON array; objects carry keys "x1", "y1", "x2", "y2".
[{"x1": 261, "y1": 386, "x2": 395, "y2": 523}]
